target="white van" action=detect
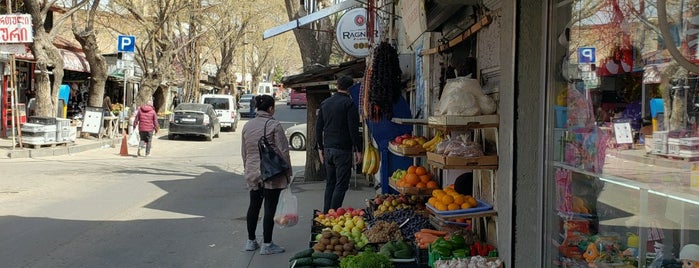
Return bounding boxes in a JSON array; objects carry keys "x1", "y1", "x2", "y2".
[
  {"x1": 257, "y1": 82, "x2": 275, "y2": 98},
  {"x1": 200, "y1": 94, "x2": 240, "y2": 132}
]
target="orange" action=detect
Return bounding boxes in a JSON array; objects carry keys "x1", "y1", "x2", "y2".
[
  {"x1": 466, "y1": 196, "x2": 478, "y2": 207},
  {"x1": 432, "y1": 189, "x2": 445, "y2": 198},
  {"x1": 416, "y1": 182, "x2": 426, "y2": 188},
  {"x1": 461, "y1": 203, "x2": 472, "y2": 209},
  {"x1": 435, "y1": 202, "x2": 448, "y2": 211},
  {"x1": 428, "y1": 197, "x2": 438, "y2": 206},
  {"x1": 440, "y1": 194, "x2": 454, "y2": 205},
  {"x1": 407, "y1": 166, "x2": 417, "y2": 174},
  {"x1": 405, "y1": 174, "x2": 420, "y2": 186},
  {"x1": 447, "y1": 203, "x2": 460, "y2": 210},
  {"x1": 419, "y1": 174, "x2": 432, "y2": 183},
  {"x1": 426, "y1": 181, "x2": 439, "y2": 189},
  {"x1": 453, "y1": 195, "x2": 466, "y2": 205},
  {"x1": 415, "y1": 166, "x2": 427, "y2": 176}
]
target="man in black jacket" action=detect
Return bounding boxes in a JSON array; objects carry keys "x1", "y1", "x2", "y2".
[{"x1": 316, "y1": 76, "x2": 363, "y2": 213}]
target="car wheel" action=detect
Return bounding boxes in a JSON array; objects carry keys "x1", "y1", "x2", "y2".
[
  {"x1": 290, "y1": 133, "x2": 306, "y2": 150},
  {"x1": 168, "y1": 134, "x2": 175, "y2": 140},
  {"x1": 206, "y1": 128, "x2": 213, "y2": 141}
]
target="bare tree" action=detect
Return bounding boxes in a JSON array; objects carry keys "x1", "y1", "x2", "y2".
[
  {"x1": 71, "y1": 0, "x2": 108, "y2": 110},
  {"x1": 284, "y1": 0, "x2": 335, "y2": 181},
  {"x1": 115, "y1": 0, "x2": 189, "y2": 109},
  {"x1": 25, "y1": 0, "x2": 88, "y2": 117}
]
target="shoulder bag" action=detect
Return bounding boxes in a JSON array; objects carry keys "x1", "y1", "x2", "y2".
[{"x1": 258, "y1": 119, "x2": 290, "y2": 181}]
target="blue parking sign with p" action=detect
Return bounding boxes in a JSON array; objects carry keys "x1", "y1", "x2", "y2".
[
  {"x1": 578, "y1": 47, "x2": 596, "y2": 64},
  {"x1": 117, "y1": 35, "x2": 135, "y2": 52}
]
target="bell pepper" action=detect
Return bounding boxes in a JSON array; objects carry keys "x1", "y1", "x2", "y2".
[
  {"x1": 452, "y1": 248, "x2": 469, "y2": 258},
  {"x1": 432, "y1": 245, "x2": 452, "y2": 257},
  {"x1": 449, "y1": 235, "x2": 466, "y2": 249},
  {"x1": 433, "y1": 237, "x2": 453, "y2": 251}
]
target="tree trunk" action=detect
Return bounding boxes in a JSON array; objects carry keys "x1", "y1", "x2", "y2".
[
  {"x1": 29, "y1": 31, "x2": 64, "y2": 117},
  {"x1": 284, "y1": 0, "x2": 334, "y2": 181},
  {"x1": 73, "y1": 33, "x2": 107, "y2": 109}
]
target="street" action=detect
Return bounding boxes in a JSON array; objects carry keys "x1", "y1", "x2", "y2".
[{"x1": 0, "y1": 102, "x2": 366, "y2": 268}]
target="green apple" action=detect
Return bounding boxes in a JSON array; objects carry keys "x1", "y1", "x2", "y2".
[{"x1": 315, "y1": 233, "x2": 323, "y2": 241}]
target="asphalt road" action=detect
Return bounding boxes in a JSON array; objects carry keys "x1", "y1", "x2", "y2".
[{"x1": 0, "y1": 102, "x2": 312, "y2": 267}]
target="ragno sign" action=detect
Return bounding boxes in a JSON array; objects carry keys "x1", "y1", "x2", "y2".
[
  {"x1": 0, "y1": 14, "x2": 32, "y2": 43},
  {"x1": 336, "y1": 8, "x2": 381, "y2": 58}
]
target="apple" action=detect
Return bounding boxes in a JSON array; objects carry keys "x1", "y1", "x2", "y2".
[
  {"x1": 336, "y1": 208, "x2": 346, "y2": 215},
  {"x1": 401, "y1": 133, "x2": 411, "y2": 139},
  {"x1": 327, "y1": 209, "x2": 335, "y2": 214},
  {"x1": 359, "y1": 210, "x2": 365, "y2": 216}
]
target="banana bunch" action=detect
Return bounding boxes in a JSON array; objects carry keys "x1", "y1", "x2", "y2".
[
  {"x1": 361, "y1": 145, "x2": 380, "y2": 175},
  {"x1": 422, "y1": 131, "x2": 444, "y2": 152}
]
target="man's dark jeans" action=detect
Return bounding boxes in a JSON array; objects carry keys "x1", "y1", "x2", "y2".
[{"x1": 323, "y1": 148, "x2": 353, "y2": 213}]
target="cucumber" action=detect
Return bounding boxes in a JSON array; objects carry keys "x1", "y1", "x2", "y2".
[
  {"x1": 312, "y1": 252, "x2": 339, "y2": 260},
  {"x1": 312, "y1": 257, "x2": 337, "y2": 266},
  {"x1": 290, "y1": 257, "x2": 313, "y2": 266},
  {"x1": 290, "y1": 248, "x2": 314, "y2": 261}
]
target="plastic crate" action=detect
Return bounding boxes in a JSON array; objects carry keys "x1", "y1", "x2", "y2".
[
  {"x1": 653, "y1": 131, "x2": 669, "y2": 143},
  {"x1": 668, "y1": 138, "x2": 680, "y2": 155},
  {"x1": 22, "y1": 123, "x2": 57, "y2": 133},
  {"x1": 415, "y1": 245, "x2": 429, "y2": 265},
  {"x1": 56, "y1": 118, "x2": 71, "y2": 131},
  {"x1": 28, "y1": 116, "x2": 57, "y2": 125},
  {"x1": 652, "y1": 140, "x2": 667, "y2": 154}
]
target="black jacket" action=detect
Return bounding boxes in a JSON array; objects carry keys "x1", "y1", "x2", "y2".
[{"x1": 315, "y1": 92, "x2": 362, "y2": 152}]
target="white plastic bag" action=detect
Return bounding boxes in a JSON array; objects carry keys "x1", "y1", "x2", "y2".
[
  {"x1": 274, "y1": 187, "x2": 298, "y2": 228},
  {"x1": 128, "y1": 131, "x2": 140, "y2": 147}
]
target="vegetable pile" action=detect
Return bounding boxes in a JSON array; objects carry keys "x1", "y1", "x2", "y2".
[
  {"x1": 339, "y1": 248, "x2": 394, "y2": 268},
  {"x1": 289, "y1": 248, "x2": 340, "y2": 268}
]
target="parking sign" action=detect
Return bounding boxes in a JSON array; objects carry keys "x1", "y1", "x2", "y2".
[
  {"x1": 578, "y1": 47, "x2": 596, "y2": 64},
  {"x1": 117, "y1": 35, "x2": 135, "y2": 52}
]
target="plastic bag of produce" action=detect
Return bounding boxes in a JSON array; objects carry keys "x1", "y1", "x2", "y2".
[
  {"x1": 436, "y1": 77, "x2": 497, "y2": 116},
  {"x1": 274, "y1": 187, "x2": 298, "y2": 228}
]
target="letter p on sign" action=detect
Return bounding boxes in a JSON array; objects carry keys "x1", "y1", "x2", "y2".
[
  {"x1": 578, "y1": 47, "x2": 595, "y2": 64},
  {"x1": 117, "y1": 35, "x2": 136, "y2": 52}
]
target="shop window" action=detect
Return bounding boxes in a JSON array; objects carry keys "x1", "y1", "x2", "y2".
[{"x1": 547, "y1": 1, "x2": 699, "y2": 267}]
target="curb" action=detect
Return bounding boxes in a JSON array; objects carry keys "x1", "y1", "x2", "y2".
[{"x1": 4, "y1": 138, "x2": 120, "y2": 159}]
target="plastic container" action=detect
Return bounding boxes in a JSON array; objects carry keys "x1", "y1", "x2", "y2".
[
  {"x1": 554, "y1": 106, "x2": 568, "y2": 128},
  {"x1": 650, "y1": 98, "x2": 664, "y2": 118}
]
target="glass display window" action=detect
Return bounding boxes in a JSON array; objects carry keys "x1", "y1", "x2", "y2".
[{"x1": 546, "y1": 1, "x2": 699, "y2": 267}]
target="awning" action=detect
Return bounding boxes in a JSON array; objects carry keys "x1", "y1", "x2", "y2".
[
  {"x1": 14, "y1": 48, "x2": 90, "y2": 73},
  {"x1": 263, "y1": 0, "x2": 360, "y2": 40}
]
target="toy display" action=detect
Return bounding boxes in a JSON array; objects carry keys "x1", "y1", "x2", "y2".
[{"x1": 680, "y1": 244, "x2": 699, "y2": 268}]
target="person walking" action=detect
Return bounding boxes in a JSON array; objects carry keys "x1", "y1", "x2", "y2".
[
  {"x1": 249, "y1": 95, "x2": 256, "y2": 118},
  {"x1": 241, "y1": 95, "x2": 292, "y2": 255},
  {"x1": 133, "y1": 100, "x2": 159, "y2": 157},
  {"x1": 315, "y1": 76, "x2": 363, "y2": 213}
]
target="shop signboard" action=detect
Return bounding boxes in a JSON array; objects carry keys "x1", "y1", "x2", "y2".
[
  {"x1": 335, "y1": 8, "x2": 382, "y2": 58},
  {"x1": 0, "y1": 14, "x2": 32, "y2": 43}
]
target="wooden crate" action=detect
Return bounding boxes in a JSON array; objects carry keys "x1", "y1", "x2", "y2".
[{"x1": 426, "y1": 152, "x2": 498, "y2": 167}]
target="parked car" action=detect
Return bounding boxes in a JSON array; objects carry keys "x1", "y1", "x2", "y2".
[
  {"x1": 289, "y1": 90, "x2": 307, "y2": 109},
  {"x1": 285, "y1": 123, "x2": 307, "y2": 150},
  {"x1": 168, "y1": 103, "x2": 221, "y2": 141},
  {"x1": 238, "y1": 94, "x2": 256, "y2": 118},
  {"x1": 200, "y1": 94, "x2": 240, "y2": 132}
]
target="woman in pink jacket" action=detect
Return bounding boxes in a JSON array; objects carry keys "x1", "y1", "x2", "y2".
[
  {"x1": 241, "y1": 95, "x2": 292, "y2": 255},
  {"x1": 133, "y1": 100, "x2": 160, "y2": 157}
]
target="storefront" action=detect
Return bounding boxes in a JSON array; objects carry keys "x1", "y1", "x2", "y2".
[{"x1": 540, "y1": 0, "x2": 699, "y2": 267}]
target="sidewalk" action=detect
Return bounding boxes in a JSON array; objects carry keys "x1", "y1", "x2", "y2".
[{"x1": 0, "y1": 134, "x2": 121, "y2": 159}]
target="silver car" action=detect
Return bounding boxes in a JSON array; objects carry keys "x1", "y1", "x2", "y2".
[
  {"x1": 238, "y1": 94, "x2": 255, "y2": 117},
  {"x1": 285, "y1": 123, "x2": 307, "y2": 150}
]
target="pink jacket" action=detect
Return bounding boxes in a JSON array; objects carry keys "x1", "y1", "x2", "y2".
[
  {"x1": 241, "y1": 111, "x2": 292, "y2": 191},
  {"x1": 134, "y1": 105, "x2": 159, "y2": 132}
]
